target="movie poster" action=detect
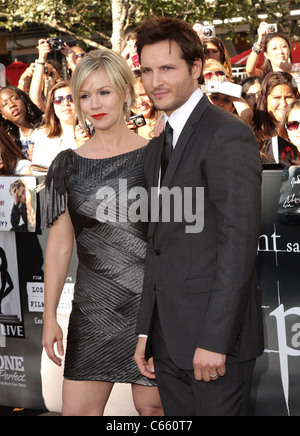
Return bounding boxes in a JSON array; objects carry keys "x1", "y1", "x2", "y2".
[
  {"x1": 0, "y1": 232, "x2": 24, "y2": 339},
  {"x1": 0, "y1": 176, "x2": 37, "y2": 233}
]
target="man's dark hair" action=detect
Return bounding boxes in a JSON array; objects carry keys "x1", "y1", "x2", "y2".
[{"x1": 136, "y1": 16, "x2": 204, "y2": 84}]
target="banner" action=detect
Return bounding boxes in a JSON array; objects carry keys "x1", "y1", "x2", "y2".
[
  {"x1": 0, "y1": 171, "x2": 300, "y2": 415},
  {"x1": 252, "y1": 169, "x2": 300, "y2": 416}
]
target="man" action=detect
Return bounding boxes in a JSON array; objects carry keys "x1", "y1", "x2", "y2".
[{"x1": 134, "y1": 17, "x2": 264, "y2": 416}]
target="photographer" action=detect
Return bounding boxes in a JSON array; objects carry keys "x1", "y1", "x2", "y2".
[
  {"x1": 29, "y1": 39, "x2": 62, "y2": 112},
  {"x1": 203, "y1": 60, "x2": 253, "y2": 124},
  {"x1": 246, "y1": 23, "x2": 294, "y2": 78}
]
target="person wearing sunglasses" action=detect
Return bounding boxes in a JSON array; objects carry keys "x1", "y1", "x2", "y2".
[
  {"x1": 279, "y1": 100, "x2": 300, "y2": 159},
  {"x1": 242, "y1": 77, "x2": 263, "y2": 111},
  {"x1": 61, "y1": 43, "x2": 87, "y2": 75},
  {"x1": 32, "y1": 80, "x2": 90, "y2": 168},
  {"x1": 203, "y1": 60, "x2": 254, "y2": 124}
]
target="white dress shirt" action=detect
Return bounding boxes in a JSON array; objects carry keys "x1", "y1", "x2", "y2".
[
  {"x1": 157, "y1": 87, "x2": 203, "y2": 188},
  {"x1": 164, "y1": 87, "x2": 203, "y2": 149}
]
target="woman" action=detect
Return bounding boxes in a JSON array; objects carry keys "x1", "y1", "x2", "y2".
[
  {"x1": 279, "y1": 100, "x2": 300, "y2": 159},
  {"x1": 32, "y1": 80, "x2": 88, "y2": 168},
  {"x1": 242, "y1": 77, "x2": 263, "y2": 111},
  {"x1": 42, "y1": 49, "x2": 163, "y2": 416},
  {"x1": 130, "y1": 77, "x2": 160, "y2": 139},
  {"x1": 0, "y1": 127, "x2": 31, "y2": 175},
  {"x1": 253, "y1": 72, "x2": 298, "y2": 153},
  {"x1": 0, "y1": 86, "x2": 43, "y2": 161},
  {"x1": 203, "y1": 36, "x2": 232, "y2": 76},
  {"x1": 203, "y1": 60, "x2": 253, "y2": 124},
  {"x1": 246, "y1": 25, "x2": 293, "y2": 78}
]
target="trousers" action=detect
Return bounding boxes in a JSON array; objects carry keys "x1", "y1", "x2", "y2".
[{"x1": 151, "y1": 309, "x2": 256, "y2": 416}]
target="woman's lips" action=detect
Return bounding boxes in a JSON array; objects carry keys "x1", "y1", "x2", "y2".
[
  {"x1": 92, "y1": 113, "x2": 107, "y2": 120},
  {"x1": 11, "y1": 109, "x2": 21, "y2": 117}
]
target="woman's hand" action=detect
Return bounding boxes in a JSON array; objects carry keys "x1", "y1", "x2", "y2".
[{"x1": 42, "y1": 318, "x2": 64, "y2": 367}]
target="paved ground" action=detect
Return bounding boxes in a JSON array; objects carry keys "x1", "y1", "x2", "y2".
[{"x1": 0, "y1": 407, "x2": 60, "y2": 416}]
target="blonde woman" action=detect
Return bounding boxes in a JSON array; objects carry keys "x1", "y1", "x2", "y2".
[{"x1": 42, "y1": 49, "x2": 162, "y2": 416}]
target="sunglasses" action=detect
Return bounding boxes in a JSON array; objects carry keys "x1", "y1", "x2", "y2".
[
  {"x1": 203, "y1": 71, "x2": 226, "y2": 81},
  {"x1": 285, "y1": 121, "x2": 300, "y2": 131},
  {"x1": 75, "y1": 54, "x2": 85, "y2": 59},
  {"x1": 244, "y1": 92, "x2": 259, "y2": 100},
  {"x1": 53, "y1": 94, "x2": 74, "y2": 105}
]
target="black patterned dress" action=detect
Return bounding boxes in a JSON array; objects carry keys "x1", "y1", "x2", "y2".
[{"x1": 43, "y1": 147, "x2": 155, "y2": 385}]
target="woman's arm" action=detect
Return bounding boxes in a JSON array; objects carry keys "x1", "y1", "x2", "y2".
[
  {"x1": 246, "y1": 23, "x2": 268, "y2": 78},
  {"x1": 42, "y1": 207, "x2": 74, "y2": 366}
]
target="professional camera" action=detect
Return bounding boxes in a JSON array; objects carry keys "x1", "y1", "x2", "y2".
[
  {"x1": 201, "y1": 81, "x2": 242, "y2": 98},
  {"x1": 202, "y1": 25, "x2": 216, "y2": 38},
  {"x1": 47, "y1": 37, "x2": 64, "y2": 52},
  {"x1": 261, "y1": 23, "x2": 278, "y2": 34},
  {"x1": 129, "y1": 114, "x2": 147, "y2": 128}
]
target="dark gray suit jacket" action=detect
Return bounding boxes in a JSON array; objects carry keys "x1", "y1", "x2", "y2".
[{"x1": 136, "y1": 95, "x2": 264, "y2": 370}]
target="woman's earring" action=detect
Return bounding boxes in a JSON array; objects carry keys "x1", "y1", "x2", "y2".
[{"x1": 124, "y1": 102, "x2": 130, "y2": 123}]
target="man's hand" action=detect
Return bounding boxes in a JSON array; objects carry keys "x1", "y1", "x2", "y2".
[
  {"x1": 193, "y1": 348, "x2": 226, "y2": 382},
  {"x1": 134, "y1": 337, "x2": 156, "y2": 380}
]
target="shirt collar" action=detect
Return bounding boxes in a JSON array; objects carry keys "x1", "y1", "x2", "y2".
[{"x1": 164, "y1": 88, "x2": 203, "y2": 142}]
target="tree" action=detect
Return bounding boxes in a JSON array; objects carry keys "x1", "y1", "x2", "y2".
[{"x1": 0, "y1": 0, "x2": 298, "y2": 52}]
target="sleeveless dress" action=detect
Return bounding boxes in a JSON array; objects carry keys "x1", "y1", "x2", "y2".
[{"x1": 43, "y1": 147, "x2": 155, "y2": 386}]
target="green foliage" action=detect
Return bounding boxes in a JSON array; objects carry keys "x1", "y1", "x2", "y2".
[{"x1": 0, "y1": 0, "x2": 298, "y2": 47}]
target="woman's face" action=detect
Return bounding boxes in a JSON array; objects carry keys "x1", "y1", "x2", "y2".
[
  {"x1": 267, "y1": 84, "x2": 295, "y2": 123},
  {"x1": 204, "y1": 42, "x2": 221, "y2": 63},
  {"x1": 79, "y1": 68, "x2": 126, "y2": 131},
  {"x1": 134, "y1": 81, "x2": 152, "y2": 119},
  {"x1": 265, "y1": 37, "x2": 290, "y2": 70},
  {"x1": 208, "y1": 93, "x2": 234, "y2": 113},
  {"x1": 286, "y1": 108, "x2": 300, "y2": 149},
  {"x1": 244, "y1": 82, "x2": 262, "y2": 110},
  {"x1": 0, "y1": 89, "x2": 27, "y2": 126},
  {"x1": 53, "y1": 86, "x2": 75, "y2": 125}
]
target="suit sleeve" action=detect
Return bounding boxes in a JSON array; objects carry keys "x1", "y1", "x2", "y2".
[{"x1": 196, "y1": 120, "x2": 262, "y2": 356}]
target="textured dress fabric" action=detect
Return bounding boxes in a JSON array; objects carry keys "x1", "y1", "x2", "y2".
[{"x1": 43, "y1": 147, "x2": 155, "y2": 385}]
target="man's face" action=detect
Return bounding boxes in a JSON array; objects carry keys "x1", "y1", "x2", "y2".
[
  {"x1": 140, "y1": 40, "x2": 202, "y2": 117},
  {"x1": 15, "y1": 186, "x2": 26, "y2": 204}
]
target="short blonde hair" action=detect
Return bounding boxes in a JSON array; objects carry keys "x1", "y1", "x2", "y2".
[{"x1": 71, "y1": 49, "x2": 137, "y2": 128}]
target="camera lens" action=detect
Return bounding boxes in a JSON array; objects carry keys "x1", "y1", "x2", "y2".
[{"x1": 203, "y1": 29, "x2": 213, "y2": 37}]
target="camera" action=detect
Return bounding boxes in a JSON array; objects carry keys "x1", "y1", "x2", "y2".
[
  {"x1": 47, "y1": 37, "x2": 64, "y2": 52},
  {"x1": 201, "y1": 81, "x2": 242, "y2": 99},
  {"x1": 202, "y1": 25, "x2": 216, "y2": 38},
  {"x1": 193, "y1": 23, "x2": 216, "y2": 38},
  {"x1": 261, "y1": 23, "x2": 278, "y2": 34},
  {"x1": 129, "y1": 114, "x2": 147, "y2": 128}
]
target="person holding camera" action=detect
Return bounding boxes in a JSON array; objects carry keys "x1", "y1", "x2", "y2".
[
  {"x1": 203, "y1": 60, "x2": 253, "y2": 125},
  {"x1": 246, "y1": 23, "x2": 294, "y2": 79},
  {"x1": 29, "y1": 39, "x2": 62, "y2": 112}
]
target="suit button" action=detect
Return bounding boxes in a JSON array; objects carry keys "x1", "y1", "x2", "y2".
[{"x1": 154, "y1": 249, "x2": 161, "y2": 256}]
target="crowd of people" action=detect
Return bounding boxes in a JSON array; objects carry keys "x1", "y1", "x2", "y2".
[
  {"x1": 0, "y1": 21, "x2": 300, "y2": 177},
  {"x1": 0, "y1": 17, "x2": 299, "y2": 417}
]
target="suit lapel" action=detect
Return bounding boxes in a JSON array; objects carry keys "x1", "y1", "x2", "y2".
[
  {"x1": 162, "y1": 96, "x2": 210, "y2": 189},
  {"x1": 148, "y1": 96, "x2": 211, "y2": 236}
]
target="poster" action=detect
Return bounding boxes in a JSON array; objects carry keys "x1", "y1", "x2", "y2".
[{"x1": 0, "y1": 176, "x2": 37, "y2": 233}]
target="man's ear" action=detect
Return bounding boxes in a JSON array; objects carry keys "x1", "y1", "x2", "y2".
[{"x1": 192, "y1": 59, "x2": 203, "y2": 81}]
